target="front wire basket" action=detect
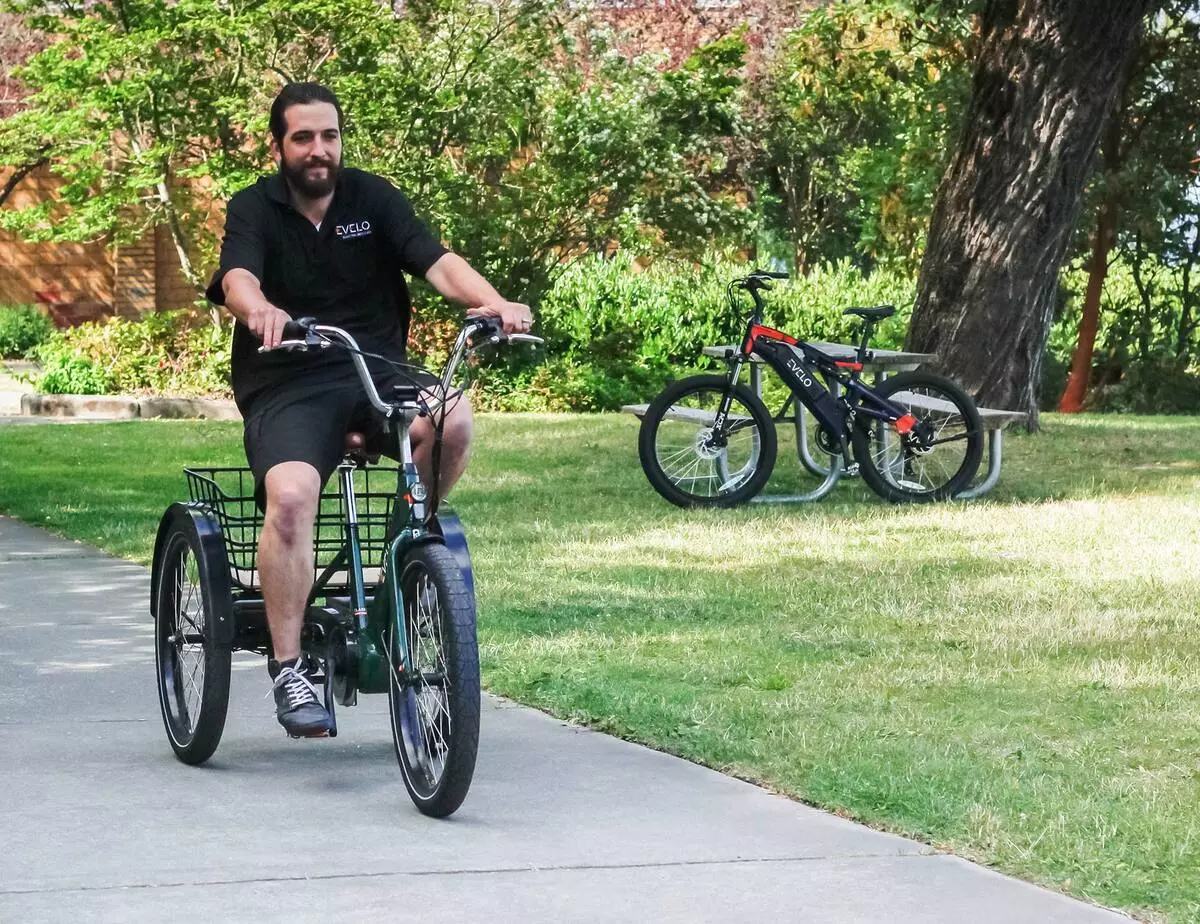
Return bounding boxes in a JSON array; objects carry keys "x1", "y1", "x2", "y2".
[{"x1": 184, "y1": 466, "x2": 400, "y2": 592}]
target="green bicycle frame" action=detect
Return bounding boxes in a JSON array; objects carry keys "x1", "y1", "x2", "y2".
[{"x1": 306, "y1": 412, "x2": 431, "y2": 696}]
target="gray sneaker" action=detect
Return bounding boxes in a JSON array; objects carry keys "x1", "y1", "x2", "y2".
[{"x1": 268, "y1": 658, "x2": 333, "y2": 738}]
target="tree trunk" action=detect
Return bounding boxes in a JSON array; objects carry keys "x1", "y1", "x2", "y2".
[
  {"x1": 906, "y1": 0, "x2": 1151, "y2": 426},
  {"x1": 1176, "y1": 220, "x2": 1199, "y2": 364},
  {"x1": 1058, "y1": 195, "x2": 1117, "y2": 412}
]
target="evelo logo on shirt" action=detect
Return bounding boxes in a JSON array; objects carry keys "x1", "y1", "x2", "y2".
[{"x1": 335, "y1": 219, "x2": 372, "y2": 240}]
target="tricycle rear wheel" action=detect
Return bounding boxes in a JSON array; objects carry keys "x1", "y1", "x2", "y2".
[{"x1": 153, "y1": 509, "x2": 232, "y2": 765}]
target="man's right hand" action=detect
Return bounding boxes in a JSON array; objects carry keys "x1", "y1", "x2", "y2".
[
  {"x1": 249, "y1": 304, "x2": 294, "y2": 350},
  {"x1": 221, "y1": 268, "x2": 292, "y2": 349}
]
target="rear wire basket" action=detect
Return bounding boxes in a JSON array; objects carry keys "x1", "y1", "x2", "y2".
[{"x1": 184, "y1": 466, "x2": 401, "y2": 592}]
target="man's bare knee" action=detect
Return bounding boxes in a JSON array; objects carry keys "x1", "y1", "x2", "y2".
[
  {"x1": 414, "y1": 393, "x2": 474, "y2": 450},
  {"x1": 263, "y1": 464, "x2": 321, "y2": 547},
  {"x1": 443, "y1": 402, "x2": 474, "y2": 449},
  {"x1": 434, "y1": 393, "x2": 474, "y2": 450}
]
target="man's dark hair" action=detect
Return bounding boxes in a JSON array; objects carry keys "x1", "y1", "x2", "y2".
[{"x1": 269, "y1": 82, "x2": 344, "y2": 145}]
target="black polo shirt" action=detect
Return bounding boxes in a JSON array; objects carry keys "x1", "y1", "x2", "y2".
[{"x1": 205, "y1": 167, "x2": 447, "y2": 409}]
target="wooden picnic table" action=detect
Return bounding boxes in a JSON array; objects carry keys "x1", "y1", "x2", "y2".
[{"x1": 701, "y1": 342, "x2": 938, "y2": 395}]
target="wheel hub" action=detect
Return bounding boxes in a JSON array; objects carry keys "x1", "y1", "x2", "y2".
[
  {"x1": 693, "y1": 427, "x2": 726, "y2": 460},
  {"x1": 904, "y1": 419, "x2": 937, "y2": 454}
]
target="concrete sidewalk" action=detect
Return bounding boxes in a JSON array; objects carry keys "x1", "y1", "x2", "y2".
[
  {"x1": 0, "y1": 359, "x2": 32, "y2": 415},
  {"x1": 0, "y1": 516, "x2": 1131, "y2": 923}
]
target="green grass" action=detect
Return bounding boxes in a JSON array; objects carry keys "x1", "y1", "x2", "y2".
[{"x1": 2, "y1": 413, "x2": 1200, "y2": 922}]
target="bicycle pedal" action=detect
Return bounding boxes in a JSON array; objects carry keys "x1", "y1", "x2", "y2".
[{"x1": 286, "y1": 728, "x2": 332, "y2": 740}]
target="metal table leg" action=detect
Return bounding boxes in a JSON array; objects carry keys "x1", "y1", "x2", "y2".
[
  {"x1": 750, "y1": 453, "x2": 843, "y2": 504},
  {"x1": 955, "y1": 429, "x2": 1002, "y2": 500}
]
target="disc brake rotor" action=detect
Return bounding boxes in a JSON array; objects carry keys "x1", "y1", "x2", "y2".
[{"x1": 693, "y1": 427, "x2": 726, "y2": 460}]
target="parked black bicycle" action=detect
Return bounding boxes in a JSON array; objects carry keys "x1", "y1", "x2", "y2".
[{"x1": 638, "y1": 269, "x2": 984, "y2": 506}]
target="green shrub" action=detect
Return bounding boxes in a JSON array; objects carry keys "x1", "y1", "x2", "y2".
[
  {"x1": 0, "y1": 304, "x2": 54, "y2": 358},
  {"x1": 31, "y1": 311, "x2": 232, "y2": 397},
  {"x1": 1087, "y1": 358, "x2": 1200, "y2": 414},
  {"x1": 468, "y1": 354, "x2": 676, "y2": 413},
  {"x1": 501, "y1": 252, "x2": 916, "y2": 410},
  {"x1": 35, "y1": 352, "x2": 113, "y2": 394}
]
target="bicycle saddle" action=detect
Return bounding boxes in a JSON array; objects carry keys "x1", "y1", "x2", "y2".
[
  {"x1": 843, "y1": 305, "x2": 896, "y2": 320},
  {"x1": 343, "y1": 431, "x2": 380, "y2": 464}
]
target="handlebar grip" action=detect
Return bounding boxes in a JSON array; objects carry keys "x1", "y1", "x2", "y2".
[
  {"x1": 764, "y1": 270, "x2": 789, "y2": 279},
  {"x1": 281, "y1": 316, "x2": 315, "y2": 341},
  {"x1": 469, "y1": 315, "x2": 502, "y2": 337}
]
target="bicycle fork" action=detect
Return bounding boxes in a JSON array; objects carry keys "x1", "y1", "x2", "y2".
[{"x1": 712, "y1": 355, "x2": 750, "y2": 435}]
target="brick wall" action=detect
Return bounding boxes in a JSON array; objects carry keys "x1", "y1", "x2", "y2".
[
  {"x1": 155, "y1": 224, "x2": 203, "y2": 309},
  {"x1": 0, "y1": 164, "x2": 197, "y2": 324},
  {"x1": 113, "y1": 232, "x2": 156, "y2": 316},
  {"x1": 0, "y1": 166, "x2": 112, "y2": 324}
]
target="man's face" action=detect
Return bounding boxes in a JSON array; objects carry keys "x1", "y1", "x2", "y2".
[{"x1": 274, "y1": 101, "x2": 342, "y2": 199}]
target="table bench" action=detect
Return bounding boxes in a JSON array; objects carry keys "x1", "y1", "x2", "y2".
[{"x1": 872, "y1": 388, "x2": 1028, "y2": 499}]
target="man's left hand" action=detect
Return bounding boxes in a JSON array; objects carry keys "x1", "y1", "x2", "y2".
[{"x1": 469, "y1": 301, "x2": 534, "y2": 335}]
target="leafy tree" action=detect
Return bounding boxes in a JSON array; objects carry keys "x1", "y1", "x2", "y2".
[
  {"x1": 337, "y1": 2, "x2": 750, "y2": 302},
  {"x1": 1058, "y1": 0, "x2": 1200, "y2": 411},
  {"x1": 754, "y1": 1, "x2": 975, "y2": 271},
  {"x1": 0, "y1": 0, "x2": 295, "y2": 288},
  {"x1": 0, "y1": 0, "x2": 750, "y2": 306}
]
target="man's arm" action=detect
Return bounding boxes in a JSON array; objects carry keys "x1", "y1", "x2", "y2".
[
  {"x1": 424, "y1": 253, "x2": 533, "y2": 334},
  {"x1": 222, "y1": 269, "x2": 292, "y2": 350},
  {"x1": 207, "y1": 191, "x2": 292, "y2": 349}
]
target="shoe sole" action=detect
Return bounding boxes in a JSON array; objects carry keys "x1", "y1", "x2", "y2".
[{"x1": 280, "y1": 721, "x2": 334, "y2": 739}]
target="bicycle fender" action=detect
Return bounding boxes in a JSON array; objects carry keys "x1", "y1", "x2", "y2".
[
  {"x1": 428, "y1": 510, "x2": 477, "y2": 608},
  {"x1": 150, "y1": 502, "x2": 236, "y2": 648}
]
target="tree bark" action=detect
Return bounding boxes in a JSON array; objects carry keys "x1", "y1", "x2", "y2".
[
  {"x1": 906, "y1": 0, "x2": 1152, "y2": 426},
  {"x1": 1058, "y1": 195, "x2": 1117, "y2": 411}
]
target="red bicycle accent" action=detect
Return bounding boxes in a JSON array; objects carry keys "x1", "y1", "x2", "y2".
[{"x1": 743, "y1": 323, "x2": 797, "y2": 354}]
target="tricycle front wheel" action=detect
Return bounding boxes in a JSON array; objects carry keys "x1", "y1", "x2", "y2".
[{"x1": 387, "y1": 541, "x2": 480, "y2": 817}]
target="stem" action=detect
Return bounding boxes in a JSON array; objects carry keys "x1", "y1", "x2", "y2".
[{"x1": 0, "y1": 155, "x2": 49, "y2": 207}]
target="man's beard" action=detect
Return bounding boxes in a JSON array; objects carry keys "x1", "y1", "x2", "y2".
[{"x1": 280, "y1": 154, "x2": 341, "y2": 199}]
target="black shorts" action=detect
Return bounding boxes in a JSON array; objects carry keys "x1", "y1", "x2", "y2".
[{"x1": 241, "y1": 366, "x2": 440, "y2": 507}]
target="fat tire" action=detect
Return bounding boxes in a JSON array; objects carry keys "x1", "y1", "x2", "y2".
[
  {"x1": 850, "y1": 371, "x2": 984, "y2": 503},
  {"x1": 389, "y1": 541, "x2": 480, "y2": 818},
  {"x1": 638, "y1": 374, "x2": 777, "y2": 508}
]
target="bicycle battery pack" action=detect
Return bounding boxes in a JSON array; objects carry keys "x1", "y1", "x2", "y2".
[{"x1": 753, "y1": 339, "x2": 848, "y2": 439}]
